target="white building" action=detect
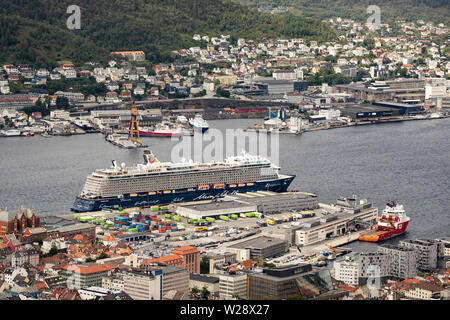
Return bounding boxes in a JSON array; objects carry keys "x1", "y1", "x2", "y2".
[
  {"x1": 219, "y1": 273, "x2": 248, "y2": 299},
  {"x1": 78, "y1": 286, "x2": 115, "y2": 300},
  {"x1": 123, "y1": 269, "x2": 162, "y2": 300},
  {"x1": 334, "y1": 252, "x2": 390, "y2": 286}
]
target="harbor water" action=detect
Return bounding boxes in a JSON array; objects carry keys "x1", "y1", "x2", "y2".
[{"x1": 0, "y1": 118, "x2": 449, "y2": 251}]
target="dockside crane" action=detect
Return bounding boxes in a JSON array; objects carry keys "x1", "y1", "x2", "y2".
[{"x1": 127, "y1": 100, "x2": 142, "y2": 146}]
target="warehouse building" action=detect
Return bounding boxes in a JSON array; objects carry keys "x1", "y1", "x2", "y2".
[
  {"x1": 336, "y1": 104, "x2": 403, "y2": 120},
  {"x1": 176, "y1": 192, "x2": 318, "y2": 219},
  {"x1": 227, "y1": 236, "x2": 288, "y2": 260},
  {"x1": 234, "y1": 192, "x2": 319, "y2": 215},
  {"x1": 176, "y1": 200, "x2": 256, "y2": 220},
  {"x1": 295, "y1": 198, "x2": 378, "y2": 246}
]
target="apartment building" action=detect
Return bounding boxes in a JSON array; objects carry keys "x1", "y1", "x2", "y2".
[
  {"x1": 333, "y1": 252, "x2": 390, "y2": 286},
  {"x1": 399, "y1": 239, "x2": 438, "y2": 271},
  {"x1": 377, "y1": 245, "x2": 418, "y2": 279}
]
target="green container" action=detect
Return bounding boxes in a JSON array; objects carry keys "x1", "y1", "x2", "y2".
[
  {"x1": 219, "y1": 215, "x2": 229, "y2": 221},
  {"x1": 165, "y1": 214, "x2": 172, "y2": 219},
  {"x1": 174, "y1": 216, "x2": 182, "y2": 222},
  {"x1": 206, "y1": 217, "x2": 215, "y2": 222},
  {"x1": 160, "y1": 205, "x2": 169, "y2": 211},
  {"x1": 129, "y1": 228, "x2": 138, "y2": 233},
  {"x1": 231, "y1": 214, "x2": 238, "y2": 220},
  {"x1": 151, "y1": 206, "x2": 159, "y2": 211}
]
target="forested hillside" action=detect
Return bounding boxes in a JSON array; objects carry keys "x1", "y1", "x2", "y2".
[
  {"x1": 237, "y1": 0, "x2": 450, "y2": 24},
  {"x1": 0, "y1": 0, "x2": 336, "y2": 66}
]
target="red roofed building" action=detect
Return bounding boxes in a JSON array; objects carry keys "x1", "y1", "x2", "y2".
[
  {"x1": 172, "y1": 246, "x2": 200, "y2": 274},
  {"x1": 62, "y1": 263, "x2": 115, "y2": 288},
  {"x1": 143, "y1": 246, "x2": 200, "y2": 273}
]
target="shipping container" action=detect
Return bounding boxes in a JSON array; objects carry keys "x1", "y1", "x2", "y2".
[
  {"x1": 219, "y1": 215, "x2": 229, "y2": 221},
  {"x1": 231, "y1": 214, "x2": 238, "y2": 220}
]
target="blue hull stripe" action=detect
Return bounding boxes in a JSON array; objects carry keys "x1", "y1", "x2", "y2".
[{"x1": 72, "y1": 176, "x2": 295, "y2": 212}]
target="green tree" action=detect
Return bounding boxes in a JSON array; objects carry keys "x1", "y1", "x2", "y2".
[
  {"x1": 201, "y1": 286, "x2": 211, "y2": 300},
  {"x1": 56, "y1": 96, "x2": 70, "y2": 110},
  {"x1": 191, "y1": 286, "x2": 200, "y2": 299},
  {"x1": 200, "y1": 256, "x2": 210, "y2": 274}
]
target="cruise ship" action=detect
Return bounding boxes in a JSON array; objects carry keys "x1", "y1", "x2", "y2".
[{"x1": 72, "y1": 150, "x2": 295, "y2": 212}]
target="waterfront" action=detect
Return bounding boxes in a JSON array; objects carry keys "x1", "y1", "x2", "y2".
[{"x1": 0, "y1": 118, "x2": 449, "y2": 249}]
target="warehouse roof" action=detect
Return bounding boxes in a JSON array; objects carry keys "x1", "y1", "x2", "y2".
[
  {"x1": 229, "y1": 236, "x2": 286, "y2": 250},
  {"x1": 179, "y1": 200, "x2": 255, "y2": 212}
]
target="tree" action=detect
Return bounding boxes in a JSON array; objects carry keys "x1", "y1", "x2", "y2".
[
  {"x1": 200, "y1": 256, "x2": 210, "y2": 274},
  {"x1": 56, "y1": 96, "x2": 70, "y2": 110},
  {"x1": 201, "y1": 286, "x2": 211, "y2": 300},
  {"x1": 216, "y1": 87, "x2": 230, "y2": 98},
  {"x1": 191, "y1": 286, "x2": 200, "y2": 299}
]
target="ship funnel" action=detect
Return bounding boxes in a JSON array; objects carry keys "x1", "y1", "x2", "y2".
[{"x1": 143, "y1": 149, "x2": 159, "y2": 164}]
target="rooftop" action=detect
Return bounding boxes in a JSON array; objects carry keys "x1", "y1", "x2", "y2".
[
  {"x1": 189, "y1": 274, "x2": 219, "y2": 284},
  {"x1": 229, "y1": 236, "x2": 287, "y2": 250}
]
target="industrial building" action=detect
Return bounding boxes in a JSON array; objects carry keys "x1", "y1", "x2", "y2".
[
  {"x1": 234, "y1": 192, "x2": 319, "y2": 215},
  {"x1": 295, "y1": 198, "x2": 378, "y2": 246},
  {"x1": 227, "y1": 236, "x2": 288, "y2": 260},
  {"x1": 334, "y1": 79, "x2": 426, "y2": 103},
  {"x1": 176, "y1": 192, "x2": 319, "y2": 219},
  {"x1": 336, "y1": 104, "x2": 403, "y2": 120},
  {"x1": 176, "y1": 200, "x2": 256, "y2": 220}
]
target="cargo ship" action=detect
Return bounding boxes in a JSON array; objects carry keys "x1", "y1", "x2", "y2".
[
  {"x1": 72, "y1": 149, "x2": 295, "y2": 212},
  {"x1": 359, "y1": 202, "x2": 410, "y2": 242}
]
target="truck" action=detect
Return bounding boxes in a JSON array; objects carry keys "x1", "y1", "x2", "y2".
[
  {"x1": 273, "y1": 217, "x2": 282, "y2": 224},
  {"x1": 257, "y1": 220, "x2": 267, "y2": 227},
  {"x1": 300, "y1": 211, "x2": 315, "y2": 218}
]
